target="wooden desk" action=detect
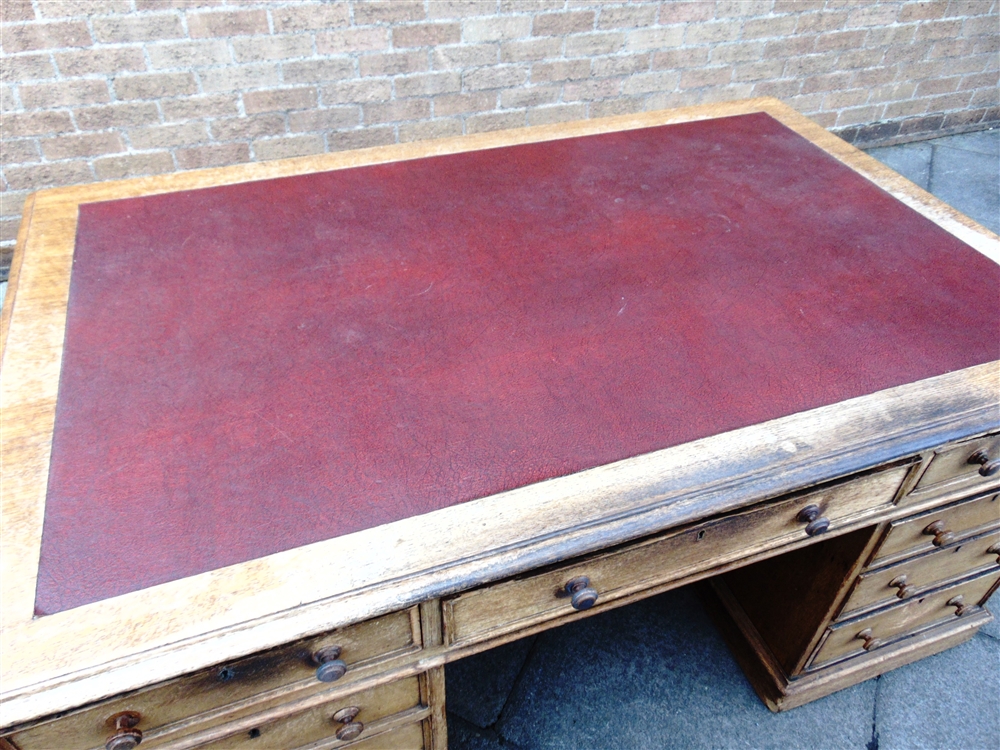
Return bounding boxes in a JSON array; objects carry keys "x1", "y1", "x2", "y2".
[{"x1": 2, "y1": 98, "x2": 998, "y2": 749}]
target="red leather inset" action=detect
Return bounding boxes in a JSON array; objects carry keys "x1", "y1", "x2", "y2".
[{"x1": 35, "y1": 112, "x2": 1000, "y2": 614}]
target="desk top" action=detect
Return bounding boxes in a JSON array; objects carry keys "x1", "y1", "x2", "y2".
[{"x1": 2, "y1": 98, "x2": 998, "y2": 727}]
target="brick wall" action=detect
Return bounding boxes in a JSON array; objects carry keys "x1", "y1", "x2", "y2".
[{"x1": 2, "y1": 0, "x2": 998, "y2": 276}]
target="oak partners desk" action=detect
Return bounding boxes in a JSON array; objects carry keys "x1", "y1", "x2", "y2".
[{"x1": 2, "y1": 98, "x2": 999, "y2": 750}]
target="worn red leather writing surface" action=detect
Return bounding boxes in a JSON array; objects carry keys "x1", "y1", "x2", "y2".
[{"x1": 35, "y1": 113, "x2": 1000, "y2": 614}]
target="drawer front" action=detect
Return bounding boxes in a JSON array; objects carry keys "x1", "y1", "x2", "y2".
[
  {"x1": 871, "y1": 492, "x2": 999, "y2": 565},
  {"x1": 841, "y1": 529, "x2": 1000, "y2": 618},
  {"x1": 444, "y1": 464, "x2": 910, "y2": 647},
  {"x1": 810, "y1": 569, "x2": 1000, "y2": 669},
  {"x1": 7, "y1": 609, "x2": 421, "y2": 750},
  {"x1": 342, "y1": 720, "x2": 426, "y2": 750},
  {"x1": 907, "y1": 433, "x2": 1000, "y2": 503},
  {"x1": 198, "y1": 677, "x2": 421, "y2": 749}
]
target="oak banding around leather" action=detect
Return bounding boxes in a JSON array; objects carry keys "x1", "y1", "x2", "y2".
[{"x1": 1, "y1": 98, "x2": 998, "y2": 729}]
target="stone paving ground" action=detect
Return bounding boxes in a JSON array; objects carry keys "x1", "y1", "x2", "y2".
[{"x1": 444, "y1": 128, "x2": 1000, "y2": 750}]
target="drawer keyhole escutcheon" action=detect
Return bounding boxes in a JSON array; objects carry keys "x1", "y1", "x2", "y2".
[
  {"x1": 967, "y1": 449, "x2": 1000, "y2": 477},
  {"x1": 796, "y1": 505, "x2": 829, "y2": 536},
  {"x1": 947, "y1": 595, "x2": 972, "y2": 616},
  {"x1": 564, "y1": 576, "x2": 599, "y2": 611},
  {"x1": 889, "y1": 575, "x2": 913, "y2": 599},
  {"x1": 923, "y1": 520, "x2": 955, "y2": 547},
  {"x1": 313, "y1": 645, "x2": 348, "y2": 682},
  {"x1": 105, "y1": 711, "x2": 142, "y2": 750},
  {"x1": 333, "y1": 706, "x2": 364, "y2": 741},
  {"x1": 855, "y1": 628, "x2": 882, "y2": 652}
]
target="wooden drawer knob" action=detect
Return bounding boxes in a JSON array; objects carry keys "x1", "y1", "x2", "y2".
[
  {"x1": 889, "y1": 575, "x2": 914, "y2": 599},
  {"x1": 564, "y1": 576, "x2": 598, "y2": 611},
  {"x1": 947, "y1": 595, "x2": 973, "y2": 616},
  {"x1": 968, "y1": 449, "x2": 1000, "y2": 477},
  {"x1": 313, "y1": 645, "x2": 348, "y2": 683},
  {"x1": 923, "y1": 520, "x2": 955, "y2": 547},
  {"x1": 105, "y1": 712, "x2": 142, "y2": 750},
  {"x1": 796, "y1": 505, "x2": 830, "y2": 536},
  {"x1": 987, "y1": 543, "x2": 1000, "y2": 564},
  {"x1": 333, "y1": 706, "x2": 364, "y2": 741},
  {"x1": 855, "y1": 628, "x2": 882, "y2": 652}
]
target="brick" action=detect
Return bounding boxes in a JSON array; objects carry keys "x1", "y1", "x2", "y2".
[
  {"x1": 733, "y1": 60, "x2": 785, "y2": 82},
  {"x1": 533, "y1": 11, "x2": 595, "y2": 35},
  {"x1": 55, "y1": 47, "x2": 146, "y2": 76},
  {"x1": 463, "y1": 16, "x2": 532, "y2": 43},
  {"x1": 1, "y1": 0, "x2": 34, "y2": 23},
  {"x1": 594, "y1": 54, "x2": 651, "y2": 77},
  {"x1": 146, "y1": 39, "x2": 229, "y2": 69},
  {"x1": 114, "y1": 72, "x2": 197, "y2": 101},
  {"x1": 0, "y1": 189, "x2": 32, "y2": 217},
  {"x1": 394, "y1": 23, "x2": 461, "y2": 48},
  {"x1": 1, "y1": 53, "x2": 56, "y2": 82},
  {"x1": 364, "y1": 98, "x2": 431, "y2": 124},
  {"x1": 244, "y1": 87, "x2": 317, "y2": 113},
  {"x1": 499, "y1": 0, "x2": 563, "y2": 11},
  {"x1": 699, "y1": 83, "x2": 754, "y2": 103},
  {"x1": 20, "y1": 79, "x2": 110, "y2": 108},
  {"x1": 432, "y1": 44, "x2": 498, "y2": 69},
  {"x1": 76, "y1": 102, "x2": 160, "y2": 130},
  {"x1": 563, "y1": 77, "x2": 621, "y2": 101},
  {"x1": 624, "y1": 26, "x2": 684, "y2": 52},
  {"x1": 962, "y1": 16, "x2": 999, "y2": 36},
  {"x1": 354, "y1": 1, "x2": 424, "y2": 24},
  {"x1": 527, "y1": 103, "x2": 587, "y2": 125},
  {"x1": 865, "y1": 24, "x2": 918, "y2": 46},
  {"x1": 846, "y1": 5, "x2": 900, "y2": 27},
  {"x1": 914, "y1": 18, "x2": 963, "y2": 39},
  {"x1": 898, "y1": 112, "x2": 945, "y2": 134},
  {"x1": 398, "y1": 118, "x2": 463, "y2": 142},
  {"x1": 0, "y1": 83, "x2": 16, "y2": 113},
  {"x1": 960, "y1": 71, "x2": 1000, "y2": 90},
  {"x1": 800, "y1": 71, "x2": 853, "y2": 94},
  {"x1": 3, "y1": 110, "x2": 73, "y2": 137},
  {"x1": 429, "y1": 0, "x2": 497, "y2": 18},
  {"x1": 176, "y1": 142, "x2": 250, "y2": 169},
  {"x1": 316, "y1": 27, "x2": 390, "y2": 54},
  {"x1": 970, "y1": 88, "x2": 1000, "y2": 107},
  {"x1": 839, "y1": 47, "x2": 888, "y2": 69},
  {"x1": 321, "y1": 78, "x2": 392, "y2": 104},
  {"x1": 40, "y1": 132, "x2": 124, "y2": 160},
  {"x1": 466, "y1": 110, "x2": 526, "y2": 133},
  {"x1": 394, "y1": 71, "x2": 462, "y2": 97},
  {"x1": 783, "y1": 53, "x2": 839, "y2": 77},
  {"x1": 680, "y1": 66, "x2": 733, "y2": 89},
  {"x1": 763, "y1": 36, "x2": 816, "y2": 58},
  {"x1": 815, "y1": 30, "x2": 869, "y2": 53},
  {"x1": 1, "y1": 20, "x2": 91, "y2": 52},
  {"x1": 715, "y1": 0, "x2": 771, "y2": 16},
  {"x1": 929, "y1": 38, "x2": 977, "y2": 58},
  {"x1": 135, "y1": 0, "x2": 224, "y2": 8},
  {"x1": 741, "y1": 16, "x2": 798, "y2": 39},
  {"x1": 253, "y1": 135, "x2": 325, "y2": 161},
  {"x1": 327, "y1": 126, "x2": 395, "y2": 151},
  {"x1": 590, "y1": 97, "x2": 644, "y2": 117},
  {"x1": 752, "y1": 79, "x2": 801, "y2": 98},
  {"x1": 530, "y1": 59, "x2": 590, "y2": 84},
  {"x1": 162, "y1": 94, "x2": 239, "y2": 121},
  {"x1": 947, "y1": 0, "x2": 996, "y2": 14},
  {"x1": 684, "y1": 21, "x2": 741, "y2": 45},
  {"x1": 597, "y1": 5, "x2": 658, "y2": 29},
  {"x1": 794, "y1": 10, "x2": 849, "y2": 33},
  {"x1": 211, "y1": 113, "x2": 285, "y2": 140},
  {"x1": 710, "y1": 42, "x2": 765, "y2": 64},
  {"x1": 923, "y1": 90, "x2": 974, "y2": 110},
  {"x1": 868, "y1": 81, "x2": 917, "y2": 103},
  {"x1": 38, "y1": 0, "x2": 132, "y2": 16},
  {"x1": 500, "y1": 85, "x2": 560, "y2": 108},
  {"x1": 1, "y1": 139, "x2": 41, "y2": 166},
  {"x1": 93, "y1": 152, "x2": 175, "y2": 181},
  {"x1": 187, "y1": 10, "x2": 268, "y2": 37},
  {"x1": 851, "y1": 67, "x2": 895, "y2": 87},
  {"x1": 501, "y1": 38, "x2": 563, "y2": 62},
  {"x1": 288, "y1": 107, "x2": 361, "y2": 132},
  {"x1": 567, "y1": 32, "x2": 626, "y2": 56},
  {"x1": 823, "y1": 89, "x2": 871, "y2": 109},
  {"x1": 464, "y1": 65, "x2": 529, "y2": 90},
  {"x1": 271, "y1": 3, "x2": 350, "y2": 32},
  {"x1": 941, "y1": 106, "x2": 988, "y2": 128},
  {"x1": 200, "y1": 63, "x2": 282, "y2": 91},
  {"x1": 432, "y1": 91, "x2": 495, "y2": 116},
  {"x1": 896, "y1": 59, "x2": 949, "y2": 79},
  {"x1": 1, "y1": 217, "x2": 21, "y2": 243},
  {"x1": 4, "y1": 161, "x2": 92, "y2": 190},
  {"x1": 127, "y1": 122, "x2": 210, "y2": 149},
  {"x1": 232, "y1": 35, "x2": 313, "y2": 63},
  {"x1": 834, "y1": 105, "x2": 883, "y2": 126},
  {"x1": 652, "y1": 48, "x2": 710, "y2": 69},
  {"x1": 92, "y1": 14, "x2": 184, "y2": 43},
  {"x1": 657, "y1": 1, "x2": 714, "y2": 23},
  {"x1": 359, "y1": 50, "x2": 427, "y2": 77},
  {"x1": 621, "y1": 70, "x2": 680, "y2": 95},
  {"x1": 899, "y1": 1, "x2": 949, "y2": 21},
  {"x1": 915, "y1": 76, "x2": 963, "y2": 96}
]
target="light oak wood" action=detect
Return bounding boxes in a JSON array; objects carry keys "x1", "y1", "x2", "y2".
[
  {"x1": 841, "y1": 528, "x2": 1000, "y2": 617},
  {"x1": 869, "y1": 491, "x2": 1000, "y2": 566},
  {"x1": 807, "y1": 568, "x2": 1000, "y2": 669},
  {"x1": 443, "y1": 464, "x2": 910, "y2": 647},
  {"x1": 904, "y1": 433, "x2": 1000, "y2": 505},
  {"x1": 327, "y1": 720, "x2": 425, "y2": 750},
  {"x1": 2, "y1": 98, "x2": 999, "y2": 733}
]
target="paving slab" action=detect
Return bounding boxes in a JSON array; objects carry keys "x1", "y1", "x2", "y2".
[
  {"x1": 875, "y1": 632, "x2": 1000, "y2": 750},
  {"x1": 867, "y1": 142, "x2": 933, "y2": 191},
  {"x1": 446, "y1": 635, "x2": 537, "y2": 728},
  {"x1": 925, "y1": 138, "x2": 1000, "y2": 234},
  {"x1": 493, "y1": 588, "x2": 877, "y2": 750},
  {"x1": 933, "y1": 128, "x2": 1000, "y2": 157}
]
